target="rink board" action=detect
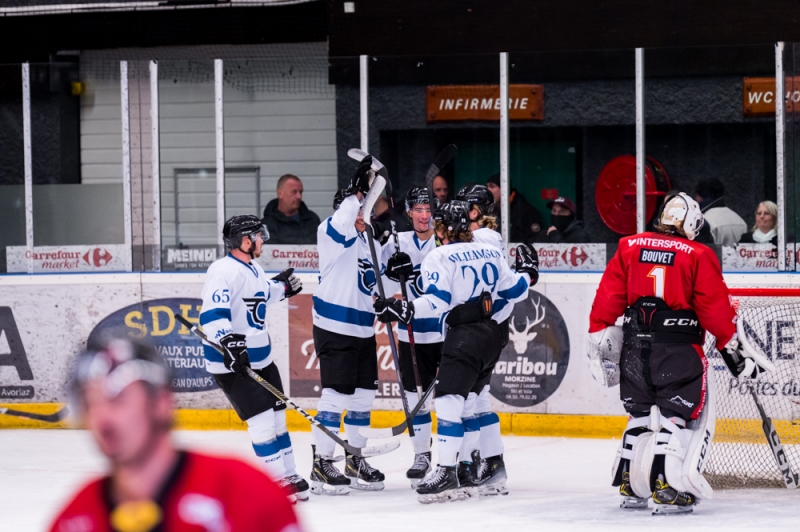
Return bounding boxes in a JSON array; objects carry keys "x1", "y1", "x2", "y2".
[{"x1": 1, "y1": 271, "x2": 799, "y2": 436}]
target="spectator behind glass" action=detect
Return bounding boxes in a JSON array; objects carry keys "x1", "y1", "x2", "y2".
[
  {"x1": 486, "y1": 173, "x2": 543, "y2": 243},
  {"x1": 694, "y1": 178, "x2": 747, "y2": 247},
  {"x1": 738, "y1": 200, "x2": 778, "y2": 246},
  {"x1": 262, "y1": 174, "x2": 321, "y2": 244},
  {"x1": 433, "y1": 175, "x2": 449, "y2": 205},
  {"x1": 541, "y1": 196, "x2": 589, "y2": 243}
]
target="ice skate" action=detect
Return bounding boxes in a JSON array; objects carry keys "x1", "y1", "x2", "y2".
[
  {"x1": 477, "y1": 454, "x2": 509, "y2": 496},
  {"x1": 285, "y1": 474, "x2": 310, "y2": 502},
  {"x1": 310, "y1": 446, "x2": 351, "y2": 496},
  {"x1": 276, "y1": 477, "x2": 299, "y2": 504},
  {"x1": 618, "y1": 472, "x2": 648, "y2": 509},
  {"x1": 416, "y1": 465, "x2": 461, "y2": 504},
  {"x1": 455, "y1": 459, "x2": 479, "y2": 499},
  {"x1": 344, "y1": 449, "x2": 385, "y2": 491},
  {"x1": 407, "y1": 451, "x2": 432, "y2": 489},
  {"x1": 651, "y1": 479, "x2": 696, "y2": 515}
]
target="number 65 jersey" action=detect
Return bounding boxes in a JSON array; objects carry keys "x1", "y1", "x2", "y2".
[
  {"x1": 588, "y1": 231, "x2": 736, "y2": 350},
  {"x1": 200, "y1": 254, "x2": 287, "y2": 374},
  {"x1": 413, "y1": 241, "x2": 531, "y2": 324}
]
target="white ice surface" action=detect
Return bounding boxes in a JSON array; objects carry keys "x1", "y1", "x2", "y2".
[{"x1": 2, "y1": 429, "x2": 797, "y2": 531}]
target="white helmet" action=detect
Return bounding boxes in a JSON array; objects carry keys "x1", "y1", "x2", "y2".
[{"x1": 660, "y1": 192, "x2": 704, "y2": 240}]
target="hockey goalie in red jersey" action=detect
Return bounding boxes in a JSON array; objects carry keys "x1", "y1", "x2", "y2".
[{"x1": 588, "y1": 192, "x2": 774, "y2": 515}]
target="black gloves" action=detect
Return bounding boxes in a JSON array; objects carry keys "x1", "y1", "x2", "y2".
[
  {"x1": 345, "y1": 155, "x2": 373, "y2": 197},
  {"x1": 219, "y1": 333, "x2": 250, "y2": 376},
  {"x1": 374, "y1": 297, "x2": 414, "y2": 324},
  {"x1": 721, "y1": 336, "x2": 771, "y2": 380},
  {"x1": 515, "y1": 243, "x2": 540, "y2": 285},
  {"x1": 386, "y1": 251, "x2": 414, "y2": 282},
  {"x1": 272, "y1": 268, "x2": 302, "y2": 298},
  {"x1": 371, "y1": 221, "x2": 391, "y2": 246}
]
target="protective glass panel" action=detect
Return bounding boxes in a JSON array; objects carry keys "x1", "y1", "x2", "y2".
[{"x1": 0, "y1": 64, "x2": 25, "y2": 274}]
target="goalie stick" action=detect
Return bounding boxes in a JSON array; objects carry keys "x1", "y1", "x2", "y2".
[
  {"x1": 389, "y1": 220, "x2": 424, "y2": 398},
  {"x1": 174, "y1": 314, "x2": 400, "y2": 458},
  {"x1": 0, "y1": 406, "x2": 69, "y2": 423}
]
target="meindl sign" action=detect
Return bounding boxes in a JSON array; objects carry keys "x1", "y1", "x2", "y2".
[
  {"x1": 426, "y1": 84, "x2": 544, "y2": 122},
  {"x1": 742, "y1": 77, "x2": 800, "y2": 117}
]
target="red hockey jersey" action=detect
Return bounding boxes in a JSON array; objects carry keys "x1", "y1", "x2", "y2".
[
  {"x1": 589, "y1": 232, "x2": 736, "y2": 349},
  {"x1": 49, "y1": 451, "x2": 300, "y2": 532}
]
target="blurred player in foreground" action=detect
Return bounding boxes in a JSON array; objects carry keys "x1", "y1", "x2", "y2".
[
  {"x1": 588, "y1": 192, "x2": 773, "y2": 515},
  {"x1": 49, "y1": 337, "x2": 301, "y2": 532}
]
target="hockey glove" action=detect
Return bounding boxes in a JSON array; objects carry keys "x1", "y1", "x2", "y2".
[
  {"x1": 374, "y1": 297, "x2": 414, "y2": 324},
  {"x1": 219, "y1": 333, "x2": 250, "y2": 376},
  {"x1": 272, "y1": 267, "x2": 302, "y2": 298},
  {"x1": 514, "y1": 243, "x2": 539, "y2": 285},
  {"x1": 371, "y1": 221, "x2": 392, "y2": 246},
  {"x1": 720, "y1": 334, "x2": 773, "y2": 380},
  {"x1": 586, "y1": 327, "x2": 623, "y2": 387},
  {"x1": 386, "y1": 251, "x2": 414, "y2": 282},
  {"x1": 345, "y1": 155, "x2": 373, "y2": 197}
]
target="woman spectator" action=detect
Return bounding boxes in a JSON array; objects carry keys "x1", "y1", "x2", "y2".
[{"x1": 737, "y1": 200, "x2": 778, "y2": 246}]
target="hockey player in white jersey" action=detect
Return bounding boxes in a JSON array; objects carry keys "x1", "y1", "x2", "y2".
[
  {"x1": 381, "y1": 186, "x2": 441, "y2": 486},
  {"x1": 310, "y1": 155, "x2": 387, "y2": 494},
  {"x1": 199, "y1": 214, "x2": 306, "y2": 501},
  {"x1": 374, "y1": 201, "x2": 540, "y2": 503}
]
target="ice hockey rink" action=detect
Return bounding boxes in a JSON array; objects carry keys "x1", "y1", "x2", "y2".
[{"x1": 3, "y1": 429, "x2": 797, "y2": 532}]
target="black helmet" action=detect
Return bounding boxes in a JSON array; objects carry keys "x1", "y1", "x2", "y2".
[
  {"x1": 456, "y1": 183, "x2": 496, "y2": 216},
  {"x1": 434, "y1": 200, "x2": 471, "y2": 235},
  {"x1": 405, "y1": 186, "x2": 435, "y2": 212},
  {"x1": 333, "y1": 189, "x2": 349, "y2": 211},
  {"x1": 223, "y1": 214, "x2": 268, "y2": 251}
]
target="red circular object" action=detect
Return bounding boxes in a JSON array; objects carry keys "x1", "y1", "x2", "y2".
[{"x1": 595, "y1": 155, "x2": 671, "y2": 235}]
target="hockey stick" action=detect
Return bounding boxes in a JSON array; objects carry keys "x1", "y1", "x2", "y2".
[
  {"x1": 0, "y1": 406, "x2": 69, "y2": 423},
  {"x1": 359, "y1": 171, "x2": 416, "y2": 437},
  {"x1": 347, "y1": 148, "x2": 389, "y2": 179},
  {"x1": 174, "y1": 314, "x2": 400, "y2": 458},
  {"x1": 358, "y1": 376, "x2": 439, "y2": 439},
  {"x1": 748, "y1": 382, "x2": 799, "y2": 488},
  {"x1": 424, "y1": 144, "x2": 458, "y2": 208},
  {"x1": 389, "y1": 220, "x2": 424, "y2": 399}
]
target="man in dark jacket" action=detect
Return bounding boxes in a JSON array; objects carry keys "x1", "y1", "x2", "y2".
[
  {"x1": 541, "y1": 196, "x2": 589, "y2": 243},
  {"x1": 486, "y1": 174, "x2": 543, "y2": 244},
  {"x1": 262, "y1": 174, "x2": 321, "y2": 244}
]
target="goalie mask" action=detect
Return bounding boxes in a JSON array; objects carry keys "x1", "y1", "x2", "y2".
[{"x1": 659, "y1": 192, "x2": 704, "y2": 241}]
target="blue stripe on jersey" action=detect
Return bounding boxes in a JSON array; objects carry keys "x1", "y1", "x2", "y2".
[
  {"x1": 203, "y1": 344, "x2": 224, "y2": 363},
  {"x1": 399, "y1": 317, "x2": 441, "y2": 333},
  {"x1": 248, "y1": 344, "x2": 272, "y2": 363},
  {"x1": 252, "y1": 438, "x2": 281, "y2": 457},
  {"x1": 312, "y1": 296, "x2": 375, "y2": 326},
  {"x1": 437, "y1": 419, "x2": 465, "y2": 437},
  {"x1": 344, "y1": 411, "x2": 371, "y2": 426},
  {"x1": 200, "y1": 307, "x2": 232, "y2": 325},
  {"x1": 326, "y1": 219, "x2": 357, "y2": 248},
  {"x1": 497, "y1": 276, "x2": 528, "y2": 300},
  {"x1": 493, "y1": 298, "x2": 509, "y2": 315},
  {"x1": 424, "y1": 284, "x2": 452, "y2": 304}
]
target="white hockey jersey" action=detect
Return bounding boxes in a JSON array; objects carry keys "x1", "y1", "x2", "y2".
[
  {"x1": 199, "y1": 254, "x2": 287, "y2": 374},
  {"x1": 313, "y1": 194, "x2": 386, "y2": 338},
  {"x1": 414, "y1": 241, "x2": 530, "y2": 326},
  {"x1": 471, "y1": 226, "x2": 515, "y2": 323},
  {"x1": 382, "y1": 230, "x2": 442, "y2": 344}
]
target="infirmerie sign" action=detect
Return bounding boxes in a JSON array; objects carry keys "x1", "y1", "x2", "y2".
[{"x1": 426, "y1": 84, "x2": 544, "y2": 122}]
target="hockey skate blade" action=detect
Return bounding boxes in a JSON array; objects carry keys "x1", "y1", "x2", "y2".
[
  {"x1": 652, "y1": 504, "x2": 694, "y2": 516},
  {"x1": 620, "y1": 497, "x2": 649, "y2": 510},
  {"x1": 355, "y1": 439, "x2": 401, "y2": 458},
  {"x1": 417, "y1": 489, "x2": 461, "y2": 504},
  {"x1": 358, "y1": 424, "x2": 406, "y2": 439},
  {"x1": 346, "y1": 479, "x2": 385, "y2": 491},
  {"x1": 310, "y1": 481, "x2": 350, "y2": 496},
  {"x1": 478, "y1": 482, "x2": 509, "y2": 497}
]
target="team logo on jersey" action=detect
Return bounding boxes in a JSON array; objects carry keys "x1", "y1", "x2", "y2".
[
  {"x1": 408, "y1": 266, "x2": 424, "y2": 298},
  {"x1": 243, "y1": 291, "x2": 267, "y2": 329},
  {"x1": 357, "y1": 259, "x2": 379, "y2": 296},
  {"x1": 490, "y1": 291, "x2": 570, "y2": 407}
]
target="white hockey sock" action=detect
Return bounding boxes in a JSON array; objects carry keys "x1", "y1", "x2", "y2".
[
  {"x1": 247, "y1": 410, "x2": 286, "y2": 480},
  {"x1": 312, "y1": 411, "x2": 341, "y2": 458},
  {"x1": 460, "y1": 416, "x2": 481, "y2": 461},
  {"x1": 477, "y1": 412, "x2": 504, "y2": 458},
  {"x1": 435, "y1": 394, "x2": 466, "y2": 467},
  {"x1": 274, "y1": 410, "x2": 297, "y2": 478},
  {"x1": 406, "y1": 390, "x2": 433, "y2": 454}
]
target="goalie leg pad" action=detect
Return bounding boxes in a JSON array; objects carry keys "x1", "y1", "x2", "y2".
[
  {"x1": 629, "y1": 406, "x2": 662, "y2": 498},
  {"x1": 611, "y1": 414, "x2": 651, "y2": 486}
]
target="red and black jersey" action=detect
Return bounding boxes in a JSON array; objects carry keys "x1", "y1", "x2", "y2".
[
  {"x1": 49, "y1": 451, "x2": 300, "y2": 532},
  {"x1": 589, "y1": 232, "x2": 736, "y2": 349}
]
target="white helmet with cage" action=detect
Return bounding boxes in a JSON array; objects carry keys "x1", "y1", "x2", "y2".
[{"x1": 659, "y1": 192, "x2": 704, "y2": 240}]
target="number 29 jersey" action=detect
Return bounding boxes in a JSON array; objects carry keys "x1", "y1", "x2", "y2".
[
  {"x1": 588, "y1": 231, "x2": 736, "y2": 350},
  {"x1": 200, "y1": 254, "x2": 287, "y2": 374}
]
